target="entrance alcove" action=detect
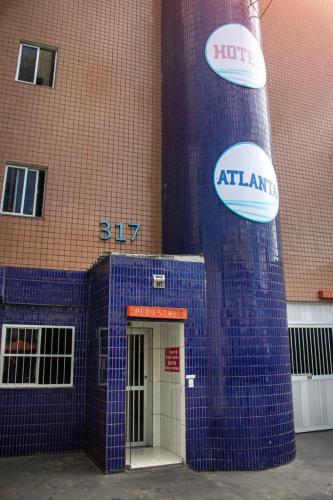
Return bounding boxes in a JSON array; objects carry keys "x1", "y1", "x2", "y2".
[
  {"x1": 86, "y1": 253, "x2": 208, "y2": 473},
  {"x1": 125, "y1": 321, "x2": 186, "y2": 469}
]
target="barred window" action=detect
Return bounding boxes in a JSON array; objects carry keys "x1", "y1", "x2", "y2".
[
  {"x1": 98, "y1": 328, "x2": 108, "y2": 386},
  {"x1": 288, "y1": 327, "x2": 333, "y2": 376},
  {"x1": 0, "y1": 326, "x2": 74, "y2": 387}
]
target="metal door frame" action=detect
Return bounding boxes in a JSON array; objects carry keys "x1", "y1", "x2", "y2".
[{"x1": 126, "y1": 328, "x2": 151, "y2": 447}]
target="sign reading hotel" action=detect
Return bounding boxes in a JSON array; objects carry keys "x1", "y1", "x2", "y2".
[
  {"x1": 127, "y1": 306, "x2": 188, "y2": 320},
  {"x1": 205, "y1": 23, "x2": 266, "y2": 88},
  {"x1": 214, "y1": 142, "x2": 279, "y2": 223},
  {"x1": 165, "y1": 347, "x2": 180, "y2": 372}
]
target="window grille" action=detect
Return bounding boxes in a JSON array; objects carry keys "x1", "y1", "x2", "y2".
[
  {"x1": 98, "y1": 328, "x2": 108, "y2": 386},
  {"x1": 288, "y1": 327, "x2": 333, "y2": 376},
  {"x1": 0, "y1": 326, "x2": 74, "y2": 386}
]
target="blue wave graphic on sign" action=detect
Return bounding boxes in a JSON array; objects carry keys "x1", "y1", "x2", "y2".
[{"x1": 224, "y1": 200, "x2": 275, "y2": 222}]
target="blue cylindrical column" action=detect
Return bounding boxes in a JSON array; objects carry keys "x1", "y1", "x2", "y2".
[{"x1": 162, "y1": 0, "x2": 295, "y2": 470}]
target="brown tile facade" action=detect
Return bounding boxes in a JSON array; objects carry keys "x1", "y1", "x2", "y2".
[
  {"x1": 1, "y1": 0, "x2": 332, "y2": 302},
  {"x1": 262, "y1": 0, "x2": 333, "y2": 301},
  {"x1": 0, "y1": 0, "x2": 162, "y2": 270}
]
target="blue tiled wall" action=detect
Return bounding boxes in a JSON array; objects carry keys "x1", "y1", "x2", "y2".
[
  {"x1": 1, "y1": 266, "x2": 87, "y2": 306},
  {"x1": 85, "y1": 259, "x2": 110, "y2": 471},
  {"x1": 0, "y1": 257, "x2": 208, "y2": 472},
  {"x1": 106, "y1": 254, "x2": 208, "y2": 472},
  {"x1": 162, "y1": 0, "x2": 296, "y2": 469},
  {"x1": 0, "y1": 267, "x2": 87, "y2": 457}
]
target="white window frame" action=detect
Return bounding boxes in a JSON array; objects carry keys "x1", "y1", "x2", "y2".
[
  {"x1": 15, "y1": 43, "x2": 57, "y2": 87},
  {"x1": 1, "y1": 164, "x2": 45, "y2": 217},
  {"x1": 0, "y1": 325, "x2": 75, "y2": 388}
]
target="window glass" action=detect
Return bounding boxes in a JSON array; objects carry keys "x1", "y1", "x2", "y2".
[
  {"x1": 99, "y1": 328, "x2": 108, "y2": 386},
  {"x1": 14, "y1": 168, "x2": 25, "y2": 212},
  {"x1": 2, "y1": 167, "x2": 17, "y2": 212},
  {"x1": 3, "y1": 328, "x2": 38, "y2": 384},
  {"x1": 23, "y1": 169, "x2": 37, "y2": 215},
  {"x1": 36, "y1": 48, "x2": 56, "y2": 87},
  {"x1": 18, "y1": 45, "x2": 38, "y2": 83},
  {"x1": 35, "y1": 170, "x2": 45, "y2": 217},
  {"x1": 3, "y1": 166, "x2": 25, "y2": 213}
]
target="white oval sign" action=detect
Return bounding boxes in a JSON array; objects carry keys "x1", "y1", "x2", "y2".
[
  {"x1": 213, "y1": 142, "x2": 279, "y2": 223},
  {"x1": 205, "y1": 23, "x2": 266, "y2": 89}
]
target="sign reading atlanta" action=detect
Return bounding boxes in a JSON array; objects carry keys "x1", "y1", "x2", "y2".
[
  {"x1": 205, "y1": 23, "x2": 266, "y2": 88},
  {"x1": 213, "y1": 142, "x2": 279, "y2": 223}
]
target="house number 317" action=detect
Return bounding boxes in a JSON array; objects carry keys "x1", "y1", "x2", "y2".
[{"x1": 99, "y1": 221, "x2": 141, "y2": 242}]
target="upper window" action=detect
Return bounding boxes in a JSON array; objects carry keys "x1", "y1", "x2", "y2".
[
  {"x1": 0, "y1": 326, "x2": 74, "y2": 387},
  {"x1": 1, "y1": 165, "x2": 45, "y2": 217},
  {"x1": 16, "y1": 43, "x2": 56, "y2": 87}
]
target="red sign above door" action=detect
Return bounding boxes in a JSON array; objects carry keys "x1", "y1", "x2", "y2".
[
  {"x1": 127, "y1": 306, "x2": 188, "y2": 320},
  {"x1": 165, "y1": 347, "x2": 180, "y2": 372}
]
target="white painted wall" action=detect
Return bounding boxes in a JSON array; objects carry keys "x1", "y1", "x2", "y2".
[
  {"x1": 158, "y1": 323, "x2": 185, "y2": 459},
  {"x1": 287, "y1": 302, "x2": 333, "y2": 325}
]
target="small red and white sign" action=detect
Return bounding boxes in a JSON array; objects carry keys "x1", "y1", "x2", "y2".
[
  {"x1": 165, "y1": 347, "x2": 180, "y2": 372},
  {"x1": 127, "y1": 306, "x2": 188, "y2": 320}
]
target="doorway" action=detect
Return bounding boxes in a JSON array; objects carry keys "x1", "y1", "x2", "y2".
[{"x1": 126, "y1": 322, "x2": 186, "y2": 469}]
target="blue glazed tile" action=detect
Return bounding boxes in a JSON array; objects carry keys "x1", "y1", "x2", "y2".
[
  {"x1": 102, "y1": 254, "x2": 208, "y2": 473},
  {"x1": 161, "y1": 0, "x2": 295, "y2": 471},
  {"x1": 0, "y1": 266, "x2": 88, "y2": 458}
]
